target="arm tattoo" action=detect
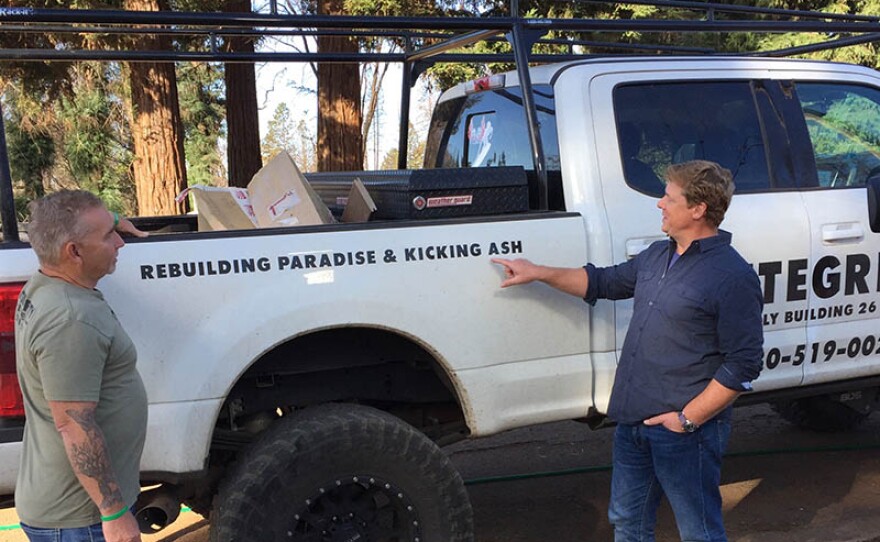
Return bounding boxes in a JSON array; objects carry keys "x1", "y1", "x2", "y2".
[{"x1": 65, "y1": 408, "x2": 125, "y2": 511}]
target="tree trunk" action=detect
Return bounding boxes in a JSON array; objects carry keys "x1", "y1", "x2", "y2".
[
  {"x1": 124, "y1": 0, "x2": 188, "y2": 216},
  {"x1": 317, "y1": 0, "x2": 364, "y2": 172},
  {"x1": 224, "y1": 0, "x2": 263, "y2": 188}
]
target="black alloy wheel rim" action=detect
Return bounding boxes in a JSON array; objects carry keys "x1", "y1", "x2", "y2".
[{"x1": 286, "y1": 474, "x2": 423, "y2": 542}]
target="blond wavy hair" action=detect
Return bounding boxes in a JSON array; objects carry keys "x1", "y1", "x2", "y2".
[{"x1": 665, "y1": 160, "x2": 735, "y2": 228}]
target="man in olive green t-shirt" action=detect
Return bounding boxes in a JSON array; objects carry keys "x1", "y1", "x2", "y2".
[{"x1": 14, "y1": 190, "x2": 147, "y2": 542}]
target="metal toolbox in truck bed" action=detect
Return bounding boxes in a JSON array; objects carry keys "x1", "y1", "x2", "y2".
[{"x1": 305, "y1": 166, "x2": 529, "y2": 219}]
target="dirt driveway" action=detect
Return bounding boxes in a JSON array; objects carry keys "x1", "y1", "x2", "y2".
[{"x1": 3, "y1": 404, "x2": 880, "y2": 542}]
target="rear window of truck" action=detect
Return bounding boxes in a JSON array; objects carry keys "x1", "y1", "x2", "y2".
[{"x1": 424, "y1": 85, "x2": 564, "y2": 210}]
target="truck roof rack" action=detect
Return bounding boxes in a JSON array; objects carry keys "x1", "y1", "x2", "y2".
[
  {"x1": 3, "y1": 0, "x2": 880, "y2": 241},
  {"x1": 2, "y1": 4, "x2": 879, "y2": 63}
]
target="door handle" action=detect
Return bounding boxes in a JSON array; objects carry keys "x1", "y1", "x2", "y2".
[
  {"x1": 626, "y1": 237, "x2": 665, "y2": 259},
  {"x1": 821, "y1": 223, "x2": 864, "y2": 243}
]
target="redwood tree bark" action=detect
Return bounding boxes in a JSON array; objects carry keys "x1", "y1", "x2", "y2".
[
  {"x1": 125, "y1": 0, "x2": 188, "y2": 216},
  {"x1": 317, "y1": 0, "x2": 364, "y2": 172},
  {"x1": 224, "y1": 0, "x2": 262, "y2": 187}
]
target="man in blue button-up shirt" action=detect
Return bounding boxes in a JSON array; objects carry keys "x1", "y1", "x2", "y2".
[{"x1": 493, "y1": 160, "x2": 763, "y2": 542}]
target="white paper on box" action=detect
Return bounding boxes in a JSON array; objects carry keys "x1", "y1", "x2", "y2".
[
  {"x1": 176, "y1": 152, "x2": 333, "y2": 231},
  {"x1": 267, "y1": 189, "x2": 302, "y2": 220},
  {"x1": 248, "y1": 151, "x2": 334, "y2": 228},
  {"x1": 276, "y1": 216, "x2": 301, "y2": 227}
]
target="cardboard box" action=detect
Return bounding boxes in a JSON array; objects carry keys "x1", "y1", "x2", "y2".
[
  {"x1": 341, "y1": 178, "x2": 377, "y2": 223},
  {"x1": 248, "y1": 152, "x2": 334, "y2": 228},
  {"x1": 178, "y1": 151, "x2": 334, "y2": 231},
  {"x1": 177, "y1": 186, "x2": 257, "y2": 231}
]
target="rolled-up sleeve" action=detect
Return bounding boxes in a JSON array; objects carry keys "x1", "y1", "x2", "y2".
[
  {"x1": 584, "y1": 257, "x2": 640, "y2": 306},
  {"x1": 713, "y1": 269, "x2": 764, "y2": 391}
]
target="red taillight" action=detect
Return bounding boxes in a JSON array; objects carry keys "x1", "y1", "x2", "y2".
[{"x1": 0, "y1": 282, "x2": 26, "y2": 418}]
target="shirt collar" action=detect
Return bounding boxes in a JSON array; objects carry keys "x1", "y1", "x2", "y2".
[{"x1": 668, "y1": 229, "x2": 732, "y2": 254}]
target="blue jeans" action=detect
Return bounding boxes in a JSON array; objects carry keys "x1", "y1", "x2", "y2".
[
  {"x1": 608, "y1": 412, "x2": 732, "y2": 542},
  {"x1": 19, "y1": 522, "x2": 105, "y2": 542}
]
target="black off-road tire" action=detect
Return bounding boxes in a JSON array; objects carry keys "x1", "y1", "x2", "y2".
[
  {"x1": 210, "y1": 403, "x2": 473, "y2": 542},
  {"x1": 773, "y1": 396, "x2": 869, "y2": 432}
]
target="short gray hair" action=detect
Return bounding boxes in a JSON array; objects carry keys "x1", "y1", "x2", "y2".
[{"x1": 27, "y1": 190, "x2": 105, "y2": 266}]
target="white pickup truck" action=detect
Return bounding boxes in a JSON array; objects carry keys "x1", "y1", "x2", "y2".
[{"x1": 4, "y1": 9, "x2": 880, "y2": 542}]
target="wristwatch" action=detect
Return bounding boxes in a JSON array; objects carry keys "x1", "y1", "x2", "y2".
[{"x1": 678, "y1": 411, "x2": 699, "y2": 433}]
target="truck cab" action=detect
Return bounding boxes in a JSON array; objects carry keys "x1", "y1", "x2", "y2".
[{"x1": 425, "y1": 57, "x2": 880, "y2": 423}]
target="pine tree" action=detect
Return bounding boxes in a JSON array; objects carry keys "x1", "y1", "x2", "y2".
[
  {"x1": 262, "y1": 103, "x2": 297, "y2": 163},
  {"x1": 178, "y1": 62, "x2": 227, "y2": 187}
]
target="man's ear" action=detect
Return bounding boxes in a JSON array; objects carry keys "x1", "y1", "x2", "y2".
[
  {"x1": 61, "y1": 241, "x2": 81, "y2": 263},
  {"x1": 691, "y1": 202, "x2": 708, "y2": 221}
]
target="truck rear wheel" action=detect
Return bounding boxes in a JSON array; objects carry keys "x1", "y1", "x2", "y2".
[
  {"x1": 773, "y1": 395, "x2": 869, "y2": 432},
  {"x1": 210, "y1": 403, "x2": 473, "y2": 542}
]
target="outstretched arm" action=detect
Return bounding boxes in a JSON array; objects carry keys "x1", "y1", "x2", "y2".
[
  {"x1": 491, "y1": 258, "x2": 589, "y2": 298},
  {"x1": 115, "y1": 216, "x2": 149, "y2": 238}
]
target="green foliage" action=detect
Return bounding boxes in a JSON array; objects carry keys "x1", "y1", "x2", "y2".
[
  {"x1": 262, "y1": 103, "x2": 296, "y2": 162},
  {"x1": 2, "y1": 60, "x2": 135, "y2": 216},
  {"x1": 425, "y1": 28, "x2": 537, "y2": 93},
  {"x1": 262, "y1": 103, "x2": 318, "y2": 171},
  {"x1": 3, "y1": 60, "x2": 55, "y2": 221},
  {"x1": 748, "y1": 0, "x2": 880, "y2": 68},
  {"x1": 174, "y1": 0, "x2": 224, "y2": 10},
  {"x1": 380, "y1": 148, "x2": 400, "y2": 170},
  {"x1": 55, "y1": 63, "x2": 135, "y2": 213},
  {"x1": 421, "y1": 0, "x2": 880, "y2": 92},
  {"x1": 178, "y1": 62, "x2": 227, "y2": 186},
  {"x1": 807, "y1": 94, "x2": 880, "y2": 155},
  {"x1": 345, "y1": 0, "x2": 439, "y2": 17},
  {"x1": 2, "y1": 1, "x2": 228, "y2": 212},
  {"x1": 797, "y1": 84, "x2": 880, "y2": 187},
  {"x1": 59, "y1": 88, "x2": 114, "y2": 185},
  {"x1": 380, "y1": 122, "x2": 425, "y2": 169},
  {"x1": 5, "y1": 116, "x2": 54, "y2": 201},
  {"x1": 5, "y1": 0, "x2": 880, "y2": 217}
]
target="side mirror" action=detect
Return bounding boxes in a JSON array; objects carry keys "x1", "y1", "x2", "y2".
[{"x1": 869, "y1": 177, "x2": 880, "y2": 233}]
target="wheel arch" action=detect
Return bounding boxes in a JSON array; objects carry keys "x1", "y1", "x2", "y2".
[{"x1": 210, "y1": 324, "x2": 474, "y2": 452}]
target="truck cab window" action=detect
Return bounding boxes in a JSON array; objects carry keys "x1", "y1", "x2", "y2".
[
  {"x1": 795, "y1": 82, "x2": 880, "y2": 189},
  {"x1": 466, "y1": 112, "x2": 497, "y2": 167},
  {"x1": 613, "y1": 81, "x2": 770, "y2": 196},
  {"x1": 424, "y1": 85, "x2": 564, "y2": 210}
]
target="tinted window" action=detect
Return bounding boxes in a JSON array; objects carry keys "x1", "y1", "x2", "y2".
[
  {"x1": 796, "y1": 83, "x2": 880, "y2": 189},
  {"x1": 425, "y1": 85, "x2": 560, "y2": 171},
  {"x1": 613, "y1": 82, "x2": 770, "y2": 196},
  {"x1": 423, "y1": 85, "x2": 563, "y2": 209}
]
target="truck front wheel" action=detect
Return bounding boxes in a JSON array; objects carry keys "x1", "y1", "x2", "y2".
[{"x1": 210, "y1": 403, "x2": 473, "y2": 542}]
